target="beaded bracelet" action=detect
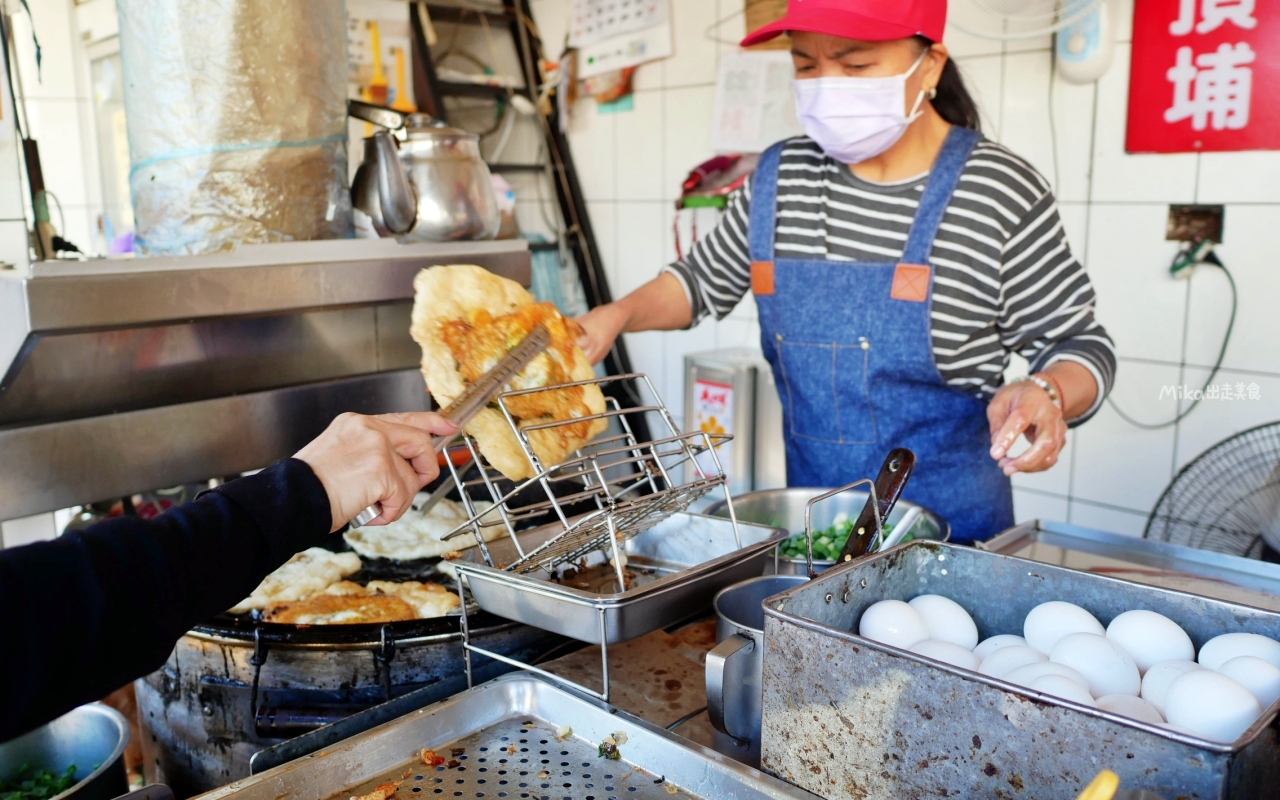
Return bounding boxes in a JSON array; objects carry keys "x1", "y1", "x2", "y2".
[{"x1": 1030, "y1": 372, "x2": 1065, "y2": 413}]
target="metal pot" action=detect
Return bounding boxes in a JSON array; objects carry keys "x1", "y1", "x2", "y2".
[
  {"x1": 0, "y1": 704, "x2": 129, "y2": 800},
  {"x1": 705, "y1": 574, "x2": 809, "y2": 767},
  {"x1": 705, "y1": 487, "x2": 950, "y2": 574},
  {"x1": 136, "y1": 614, "x2": 553, "y2": 797},
  {"x1": 349, "y1": 101, "x2": 499, "y2": 241}
]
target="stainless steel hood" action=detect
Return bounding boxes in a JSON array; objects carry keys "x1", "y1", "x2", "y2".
[{"x1": 0, "y1": 239, "x2": 530, "y2": 521}]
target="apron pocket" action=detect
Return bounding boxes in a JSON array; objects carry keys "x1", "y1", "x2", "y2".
[{"x1": 776, "y1": 338, "x2": 877, "y2": 445}]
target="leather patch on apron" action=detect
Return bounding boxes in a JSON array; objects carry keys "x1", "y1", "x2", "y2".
[
  {"x1": 891, "y1": 263, "x2": 931, "y2": 302},
  {"x1": 751, "y1": 261, "x2": 776, "y2": 296}
]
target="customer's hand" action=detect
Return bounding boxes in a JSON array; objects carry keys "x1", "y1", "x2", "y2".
[
  {"x1": 987, "y1": 382, "x2": 1067, "y2": 476},
  {"x1": 575, "y1": 303, "x2": 629, "y2": 365},
  {"x1": 295, "y1": 412, "x2": 459, "y2": 532}
]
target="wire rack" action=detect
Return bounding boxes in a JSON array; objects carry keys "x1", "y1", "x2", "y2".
[{"x1": 440, "y1": 373, "x2": 736, "y2": 585}]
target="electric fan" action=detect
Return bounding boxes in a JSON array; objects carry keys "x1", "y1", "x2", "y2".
[
  {"x1": 1144, "y1": 421, "x2": 1280, "y2": 559},
  {"x1": 949, "y1": 0, "x2": 1103, "y2": 39}
]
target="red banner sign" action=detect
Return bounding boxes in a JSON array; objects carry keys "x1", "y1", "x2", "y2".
[{"x1": 1128, "y1": 0, "x2": 1280, "y2": 153}]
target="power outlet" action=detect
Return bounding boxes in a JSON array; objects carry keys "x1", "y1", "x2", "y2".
[{"x1": 1166, "y1": 204, "x2": 1225, "y2": 242}]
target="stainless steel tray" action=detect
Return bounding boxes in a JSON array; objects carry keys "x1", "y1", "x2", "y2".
[
  {"x1": 456, "y1": 512, "x2": 786, "y2": 645},
  {"x1": 983, "y1": 519, "x2": 1280, "y2": 611},
  {"x1": 195, "y1": 674, "x2": 818, "y2": 800},
  {"x1": 759, "y1": 541, "x2": 1280, "y2": 800}
]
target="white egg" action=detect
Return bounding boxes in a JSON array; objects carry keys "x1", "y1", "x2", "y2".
[
  {"x1": 1164, "y1": 670, "x2": 1262, "y2": 743},
  {"x1": 1198, "y1": 632, "x2": 1280, "y2": 671},
  {"x1": 858, "y1": 599, "x2": 929, "y2": 649},
  {"x1": 1050, "y1": 632, "x2": 1141, "y2": 697},
  {"x1": 1105, "y1": 610, "x2": 1194, "y2": 675},
  {"x1": 910, "y1": 640, "x2": 980, "y2": 671},
  {"x1": 1004, "y1": 660, "x2": 1090, "y2": 690},
  {"x1": 908, "y1": 594, "x2": 979, "y2": 650},
  {"x1": 972, "y1": 634, "x2": 1028, "y2": 662},
  {"x1": 1141, "y1": 659, "x2": 1203, "y2": 717},
  {"x1": 1096, "y1": 694, "x2": 1165, "y2": 725},
  {"x1": 1216, "y1": 656, "x2": 1280, "y2": 711},
  {"x1": 1028, "y1": 674, "x2": 1097, "y2": 707},
  {"x1": 978, "y1": 645, "x2": 1046, "y2": 680},
  {"x1": 1024, "y1": 601, "x2": 1105, "y2": 655}
]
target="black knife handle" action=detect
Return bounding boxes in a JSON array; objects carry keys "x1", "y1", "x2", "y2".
[{"x1": 837, "y1": 448, "x2": 917, "y2": 561}]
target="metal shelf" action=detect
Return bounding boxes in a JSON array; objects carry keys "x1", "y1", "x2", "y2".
[
  {"x1": 438, "y1": 81, "x2": 523, "y2": 100},
  {"x1": 0, "y1": 239, "x2": 532, "y2": 521},
  {"x1": 424, "y1": 3, "x2": 515, "y2": 26},
  {"x1": 488, "y1": 162, "x2": 545, "y2": 173}
]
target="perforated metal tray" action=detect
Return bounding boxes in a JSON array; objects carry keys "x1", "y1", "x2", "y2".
[{"x1": 194, "y1": 674, "x2": 816, "y2": 800}]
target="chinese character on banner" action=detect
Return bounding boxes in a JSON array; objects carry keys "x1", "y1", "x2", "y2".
[{"x1": 1128, "y1": 0, "x2": 1280, "y2": 153}]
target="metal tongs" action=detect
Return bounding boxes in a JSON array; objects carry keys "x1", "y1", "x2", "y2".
[
  {"x1": 348, "y1": 324, "x2": 552, "y2": 529},
  {"x1": 799, "y1": 448, "x2": 917, "y2": 577}
]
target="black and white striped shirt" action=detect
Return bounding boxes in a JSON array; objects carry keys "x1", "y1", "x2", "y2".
[{"x1": 666, "y1": 136, "x2": 1116, "y2": 422}]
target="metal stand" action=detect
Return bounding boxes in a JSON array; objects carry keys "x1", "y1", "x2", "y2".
[
  {"x1": 441, "y1": 372, "x2": 742, "y2": 702},
  {"x1": 458, "y1": 574, "x2": 615, "y2": 701}
]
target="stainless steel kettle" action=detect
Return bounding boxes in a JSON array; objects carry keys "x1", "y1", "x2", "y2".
[{"x1": 349, "y1": 101, "x2": 501, "y2": 241}]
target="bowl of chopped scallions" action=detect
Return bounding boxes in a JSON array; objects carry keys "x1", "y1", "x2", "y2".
[
  {"x1": 0, "y1": 705, "x2": 129, "y2": 800},
  {"x1": 705, "y1": 488, "x2": 950, "y2": 574}
]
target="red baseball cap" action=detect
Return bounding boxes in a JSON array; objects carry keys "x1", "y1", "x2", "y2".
[{"x1": 740, "y1": 0, "x2": 947, "y2": 48}]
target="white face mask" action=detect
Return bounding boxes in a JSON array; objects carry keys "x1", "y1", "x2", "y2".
[{"x1": 793, "y1": 51, "x2": 930, "y2": 165}]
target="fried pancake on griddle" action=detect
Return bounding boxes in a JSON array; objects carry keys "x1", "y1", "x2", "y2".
[{"x1": 264, "y1": 593, "x2": 416, "y2": 625}]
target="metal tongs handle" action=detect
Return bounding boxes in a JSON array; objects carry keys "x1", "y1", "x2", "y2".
[
  {"x1": 802, "y1": 479, "x2": 879, "y2": 580},
  {"x1": 348, "y1": 325, "x2": 552, "y2": 529}
]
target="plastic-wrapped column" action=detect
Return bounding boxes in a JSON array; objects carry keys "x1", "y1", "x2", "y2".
[{"x1": 118, "y1": 0, "x2": 352, "y2": 254}]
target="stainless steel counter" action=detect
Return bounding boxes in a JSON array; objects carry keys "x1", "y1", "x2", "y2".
[{"x1": 0, "y1": 239, "x2": 530, "y2": 521}]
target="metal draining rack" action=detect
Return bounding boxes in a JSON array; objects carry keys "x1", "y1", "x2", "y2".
[
  {"x1": 438, "y1": 373, "x2": 746, "y2": 701},
  {"x1": 440, "y1": 373, "x2": 738, "y2": 584}
]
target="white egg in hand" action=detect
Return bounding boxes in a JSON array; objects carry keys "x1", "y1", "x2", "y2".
[
  {"x1": 908, "y1": 594, "x2": 979, "y2": 650},
  {"x1": 978, "y1": 646, "x2": 1046, "y2": 680},
  {"x1": 1024, "y1": 601, "x2": 1104, "y2": 655},
  {"x1": 858, "y1": 599, "x2": 929, "y2": 649},
  {"x1": 1198, "y1": 632, "x2": 1280, "y2": 671},
  {"x1": 972, "y1": 634, "x2": 1028, "y2": 662},
  {"x1": 910, "y1": 640, "x2": 980, "y2": 671},
  {"x1": 1105, "y1": 610, "x2": 1194, "y2": 674},
  {"x1": 1096, "y1": 694, "x2": 1165, "y2": 725},
  {"x1": 1050, "y1": 632, "x2": 1141, "y2": 697},
  {"x1": 1216, "y1": 656, "x2": 1280, "y2": 711},
  {"x1": 1141, "y1": 659, "x2": 1203, "y2": 717},
  {"x1": 1028, "y1": 674, "x2": 1097, "y2": 707},
  {"x1": 1004, "y1": 660, "x2": 1090, "y2": 690},
  {"x1": 1164, "y1": 670, "x2": 1262, "y2": 743}
]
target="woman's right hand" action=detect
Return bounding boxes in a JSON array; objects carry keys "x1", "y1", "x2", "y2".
[
  {"x1": 576, "y1": 302, "x2": 630, "y2": 365},
  {"x1": 294, "y1": 412, "x2": 459, "y2": 532}
]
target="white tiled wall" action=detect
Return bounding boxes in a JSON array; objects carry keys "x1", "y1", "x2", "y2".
[
  {"x1": 10, "y1": 0, "x2": 102, "y2": 257},
  {"x1": 529, "y1": 0, "x2": 1280, "y2": 536}
]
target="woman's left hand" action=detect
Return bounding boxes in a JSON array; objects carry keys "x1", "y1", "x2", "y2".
[{"x1": 987, "y1": 381, "x2": 1067, "y2": 476}]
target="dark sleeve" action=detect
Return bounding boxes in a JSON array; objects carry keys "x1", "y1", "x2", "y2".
[{"x1": 0, "y1": 457, "x2": 331, "y2": 741}]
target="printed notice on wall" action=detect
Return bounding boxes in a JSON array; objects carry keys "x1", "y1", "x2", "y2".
[
  {"x1": 690, "y1": 378, "x2": 735, "y2": 485},
  {"x1": 569, "y1": 0, "x2": 665, "y2": 48},
  {"x1": 712, "y1": 51, "x2": 803, "y2": 154},
  {"x1": 572, "y1": 0, "x2": 672, "y2": 79}
]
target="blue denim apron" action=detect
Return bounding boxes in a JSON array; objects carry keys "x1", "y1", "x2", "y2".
[{"x1": 751, "y1": 128, "x2": 1013, "y2": 543}]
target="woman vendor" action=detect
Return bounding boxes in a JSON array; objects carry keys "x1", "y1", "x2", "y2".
[{"x1": 578, "y1": 0, "x2": 1116, "y2": 543}]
